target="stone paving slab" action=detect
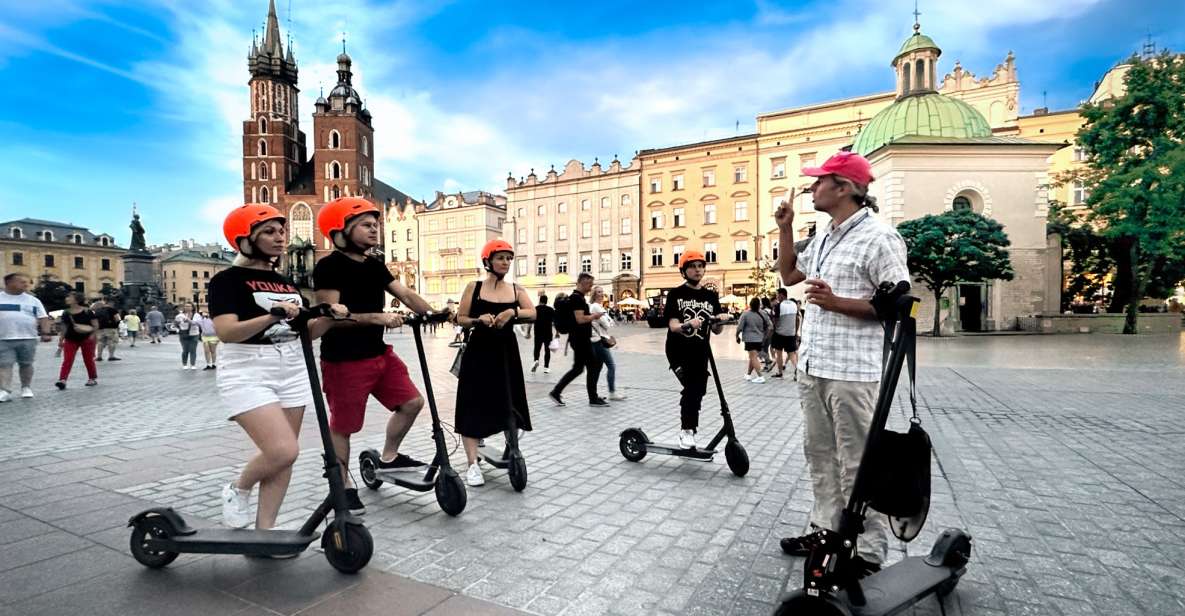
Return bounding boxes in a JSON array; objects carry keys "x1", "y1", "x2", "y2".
[{"x1": 1, "y1": 327, "x2": 1183, "y2": 615}]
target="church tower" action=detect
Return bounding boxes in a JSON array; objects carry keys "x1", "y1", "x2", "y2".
[
  {"x1": 242, "y1": 0, "x2": 306, "y2": 206},
  {"x1": 311, "y1": 45, "x2": 376, "y2": 204}
]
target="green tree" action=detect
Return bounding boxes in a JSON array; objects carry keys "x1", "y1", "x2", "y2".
[
  {"x1": 1074, "y1": 52, "x2": 1185, "y2": 333},
  {"x1": 1047, "y1": 201, "x2": 1114, "y2": 311},
  {"x1": 31, "y1": 274, "x2": 74, "y2": 313},
  {"x1": 897, "y1": 209, "x2": 1015, "y2": 336}
]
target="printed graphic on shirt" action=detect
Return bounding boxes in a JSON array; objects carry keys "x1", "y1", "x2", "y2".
[
  {"x1": 247, "y1": 280, "x2": 302, "y2": 342},
  {"x1": 675, "y1": 298, "x2": 716, "y2": 340}
]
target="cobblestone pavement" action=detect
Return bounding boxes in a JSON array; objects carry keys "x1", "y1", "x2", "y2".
[{"x1": 1, "y1": 325, "x2": 1183, "y2": 615}]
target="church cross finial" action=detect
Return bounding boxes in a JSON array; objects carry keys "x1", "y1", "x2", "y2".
[
  {"x1": 342, "y1": 32, "x2": 347, "y2": 54},
  {"x1": 912, "y1": 0, "x2": 921, "y2": 32}
]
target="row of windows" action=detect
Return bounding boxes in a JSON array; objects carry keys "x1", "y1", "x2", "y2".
[
  {"x1": 167, "y1": 270, "x2": 212, "y2": 278},
  {"x1": 169, "y1": 281, "x2": 211, "y2": 290},
  {"x1": 644, "y1": 240, "x2": 776, "y2": 267},
  {"x1": 425, "y1": 234, "x2": 479, "y2": 252},
  {"x1": 517, "y1": 251, "x2": 634, "y2": 277},
  {"x1": 7, "y1": 228, "x2": 113, "y2": 246},
  {"x1": 9, "y1": 253, "x2": 112, "y2": 269},
  {"x1": 646, "y1": 157, "x2": 812, "y2": 193},
  {"x1": 420, "y1": 215, "x2": 479, "y2": 233},
  {"x1": 517, "y1": 217, "x2": 632, "y2": 243},
  {"x1": 514, "y1": 195, "x2": 633, "y2": 219}
]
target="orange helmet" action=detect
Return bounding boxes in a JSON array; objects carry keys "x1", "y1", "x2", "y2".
[
  {"x1": 481, "y1": 239, "x2": 514, "y2": 260},
  {"x1": 317, "y1": 196, "x2": 380, "y2": 249},
  {"x1": 223, "y1": 204, "x2": 285, "y2": 253},
  {"x1": 678, "y1": 250, "x2": 706, "y2": 271}
]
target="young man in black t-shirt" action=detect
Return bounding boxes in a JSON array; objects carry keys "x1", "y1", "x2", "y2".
[
  {"x1": 531, "y1": 295, "x2": 555, "y2": 373},
  {"x1": 664, "y1": 251, "x2": 731, "y2": 449},
  {"x1": 549, "y1": 273, "x2": 607, "y2": 407},
  {"x1": 313, "y1": 197, "x2": 435, "y2": 515},
  {"x1": 91, "y1": 299, "x2": 122, "y2": 361}
]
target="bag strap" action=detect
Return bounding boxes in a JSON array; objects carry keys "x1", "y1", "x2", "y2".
[
  {"x1": 468, "y1": 281, "x2": 483, "y2": 318},
  {"x1": 881, "y1": 311, "x2": 919, "y2": 423}
]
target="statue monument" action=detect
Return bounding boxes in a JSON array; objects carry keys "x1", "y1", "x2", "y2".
[{"x1": 121, "y1": 205, "x2": 162, "y2": 310}]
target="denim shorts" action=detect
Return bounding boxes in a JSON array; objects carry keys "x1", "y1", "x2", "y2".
[
  {"x1": 216, "y1": 341, "x2": 313, "y2": 418},
  {"x1": 0, "y1": 339, "x2": 38, "y2": 366}
]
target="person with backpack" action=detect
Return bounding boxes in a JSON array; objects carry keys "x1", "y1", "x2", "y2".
[
  {"x1": 664, "y1": 251, "x2": 733, "y2": 449},
  {"x1": 548, "y1": 273, "x2": 607, "y2": 407},
  {"x1": 737, "y1": 297, "x2": 768, "y2": 383},
  {"x1": 531, "y1": 294, "x2": 555, "y2": 373}
]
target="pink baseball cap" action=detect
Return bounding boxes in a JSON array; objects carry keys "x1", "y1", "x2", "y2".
[{"x1": 801, "y1": 151, "x2": 874, "y2": 185}]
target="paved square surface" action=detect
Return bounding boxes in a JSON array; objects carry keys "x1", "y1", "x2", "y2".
[{"x1": 1, "y1": 324, "x2": 1183, "y2": 615}]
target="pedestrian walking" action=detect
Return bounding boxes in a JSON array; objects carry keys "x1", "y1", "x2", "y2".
[
  {"x1": 123, "y1": 311, "x2": 141, "y2": 347},
  {"x1": 174, "y1": 303, "x2": 201, "y2": 370},
  {"x1": 91, "y1": 298, "x2": 122, "y2": 361},
  {"x1": 146, "y1": 305, "x2": 164, "y2": 343},
  {"x1": 759, "y1": 297, "x2": 775, "y2": 371},
  {"x1": 209, "y1": 203, "x2": 346, "y2": 531},
  {"x1": 0, "y1": 273, "x2": 52, "y2": 401},
  {"x1": 770, "y1": 288, "x2": 800, "y2": 379},
  {"x1": 55, "y1": 292, "x2": 98, "y2": 389},
  {"x1": 313, "y1": 197, "x2": 436, "y2": 513},
  {"x1": 774, "y1": 151, "x2": 910, "y2": 574},
  {"x1": 454, "y1": 239, "x2": 535, "y2": 486},
  {"x1": 530, "y1": 294, "x2": 555, "y2": 373},
  {"x1": 737, "y1": 298, "x2": 768, "y2": 383},
  {"x1": 548, "y1": 273, "x2": 607, "y2": 408},
  {"x1": 196, "y1": 310, "x2": 219, "y2": 370},
  {"x1": 590, "y1": 286, "x2": 626, "y2": 400}
]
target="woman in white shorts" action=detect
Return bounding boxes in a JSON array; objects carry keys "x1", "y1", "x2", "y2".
[{"x1": 208, "y1": 204, "x2": 344, "y2": 531}]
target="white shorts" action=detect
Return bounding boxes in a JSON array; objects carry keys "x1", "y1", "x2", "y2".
[{"x1": 216, "y1": 341, "x2": 314, "y2": 419}]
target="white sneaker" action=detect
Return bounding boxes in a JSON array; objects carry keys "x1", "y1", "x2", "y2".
[
  {"x1": 20, "y1": 387, "x2": 33, "y2": 398},
  {"x1": 609, "y1": 391, "x2": 627, "y2": 401},
  {"x1": 743, "y1": 373, "x2": 753, "y2": 381},
  {"x1": 465, "y1": 463, "x2": 485, "y2": 487},
  {"x1": 678, "y1": 429, "x2": 697, "y2": 449},
  {"x1": 752, "y1": 376, "x2": 766, "y2": 384},
  {"x1": 543, "y1": 367, "x2": 550, "y2": 374},
  {"x1": 221, "y1": 482, "x2": 254, "y2": 529},
  {"x1": 0, "y1": 390, "x2": 11, "y2": 402}
]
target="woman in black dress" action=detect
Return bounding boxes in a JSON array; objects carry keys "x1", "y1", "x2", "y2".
[{"x1": 455, "y1": 239, "x2": 535, "y2": 487}]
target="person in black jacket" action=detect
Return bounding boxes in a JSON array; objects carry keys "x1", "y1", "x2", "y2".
[{"x1": 531, "y1": 295, "x2": 555, "y2": 373}]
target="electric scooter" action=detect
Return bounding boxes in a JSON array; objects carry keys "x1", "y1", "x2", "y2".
[
  {"x1": 773, "y1": 282, "x2": 972, "y2": 615},
  {"x1": 358, "y1": 311, "x2": 467, "y2": 515},
  {"x1": 476, "y1": 405, "x2": 528, "y2": 492},
  {"x1": 127, "y1": 305, "x2": 373, "y2": 573},
  {"x1": 618, "y1": 316, "x2": 750, "y2": 477}
]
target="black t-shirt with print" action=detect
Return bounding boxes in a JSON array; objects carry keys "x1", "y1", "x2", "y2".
[
  {"x1": 663, "y1": 284, "x2": 724, "y2": 357},
  {"x1": 61, "y1": 309, "x2": 97, "y2": 343},
  {"x1": 313, "y1": 251, "x2": 395, "y2": 362},
  {"x1": 208, "y1": 266, "x2": 305, "y2": 344}
]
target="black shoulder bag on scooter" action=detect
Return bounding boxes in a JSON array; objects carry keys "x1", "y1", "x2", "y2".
[
  {"x1": 866, "y1": 289, "x2": 932, "y2": 542},
  {"x1": 450, "y1": 282, "x2": 480, "y2": 378}
]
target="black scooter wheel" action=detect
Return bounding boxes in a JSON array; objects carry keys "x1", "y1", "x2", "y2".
[
  {"x1": 724, "y1": 440, "x2": 750, "y2": 477},
  {"x1": 322, "y1": 523, "x2": 373, "y2": 574},
  {"x1": 129, "y1": 518, "x2": 180, "y2": 568},
  {"x1": 773, "y1": 590, "x2": 851, "y2": 616},
  {"x1": 508, "y1": 456, "x2": 528, "y2": 492},
  {"x1": 358, "y1": 451, "x2": 383, "y2": 490},
  {"x1": 619, "y1": 429, "x2": 647, "y2": 462},
  {"x1": 435, "y1": 471, "x2": 467, "y2": 516}
]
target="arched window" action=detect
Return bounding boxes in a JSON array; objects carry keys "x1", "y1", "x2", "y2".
[
  {"x1": 329, "y1": 130, "x2": 341, "y2": 149},
  {"x1": 361, "y1": 136, "x2": 368, "y2": 156},
  {"x1": 952, "y1": 196, "x2": 972, "y2": 211},
  {"x1": 258, "y1": 139, "x2": 267, "y2": 156},
  {"x1": 915, "y1": 59, "x2": 925, "y2": 90},
  {"x1": 332, "y1": 185, "x2": 341, "y2": 199},
  {"x1": 99, "y1": 237, "x2": 110, "y2": 247},
  {"x1": 41, "y1": 230, "x2": 54, "y2": 242},
  {"x1": 259, "y1": 117, "x2": 267, "y2": 133},
  {"x1": 72, "y1": 234, "x2": 82, "y2": 244},
  {"x1": 902, "y1": 63, "x2": 911, "y2": 95},
  {"x1": 260, "y1": 186, "x2": 270, "y2": 203},
  {"x1": 259, "y1": 162, "x2": 269, "y2": 181},
  {"x1": 10, "y1": 227, "x2": 22, "y2": 239},
  {"x1": 331, "y1": 162, "x2": 341, "y2": 179},
  {"x1": 290, "y1": 203, "x2": 313, "y2": 241}
]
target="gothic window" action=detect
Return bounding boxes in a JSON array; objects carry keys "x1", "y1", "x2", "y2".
[
  {"x1": 258, "y1": 139, "x2": 267, "y2": 156},
  {"x1": 329, "y1": 130, "x2": 341, "y2": 149},
  {"x1": 332, "y1": 185, "x2": 341, "y2": 199},
  {"x1": 259, "y1": 117, "x2": 267, "y2": 134},
  {"x1": 260, "y1": 186, "x2": 270, "y2": 203},
  {"x1": 331, "y1": 162, "x2": 342, "y2": 180},
  {"x1": 361, "y1": 136, "x2": 368, "y2": 156},
  {"x1": 259, "y1": 162, "x2": 269, "y2": 181},
  {"x1": 290, "y1": 203, "x2": 313, "y2": 241}
]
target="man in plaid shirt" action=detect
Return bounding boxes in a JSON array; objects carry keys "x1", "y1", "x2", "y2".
[{"x1": 774, "y1": 151, "x2": 910, "y2": 574}]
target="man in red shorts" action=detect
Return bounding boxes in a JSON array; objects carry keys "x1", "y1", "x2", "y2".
[{"x1": 314, "y1": 197, "x2": 435, "y2": 514}]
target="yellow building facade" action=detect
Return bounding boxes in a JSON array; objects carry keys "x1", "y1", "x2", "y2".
[
  {"x1": 160, "y1": 251, "x2": 232, "y2": 310},
  {"x1": 417, "y1": 191, "x2": 507, "y2": 309},
  {"x1": 384, "y1": 198, "x2": 422, "y2": 294},
  {"x1": 1, "y1": 218, "x2": 124, "y2": 296}
]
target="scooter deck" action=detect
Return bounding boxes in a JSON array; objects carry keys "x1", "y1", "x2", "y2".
[
  {"x1": 372, "y1": 469, "x2": 434, "y2": 492},
  {"x1": 845, "y1": 556, "x2": 963, "y2": 615},
  {"x1": 149, "y1": 528, "x2": 319, "y2": 556},
  {"x1": 478, "y1": 447, "x2": 511, "y2": 469},
  {"x1": 646, "y1": 442, "x2": 716, "y2": 460}
]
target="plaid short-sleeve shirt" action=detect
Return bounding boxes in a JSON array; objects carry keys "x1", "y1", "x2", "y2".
[{"x1": 795, "y1": 208, "x2": 910, "y2": 382}]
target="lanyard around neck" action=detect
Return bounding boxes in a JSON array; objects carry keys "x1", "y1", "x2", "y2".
[{"x1": 812, "y1": 209, "x2": 870, "y2": 277}]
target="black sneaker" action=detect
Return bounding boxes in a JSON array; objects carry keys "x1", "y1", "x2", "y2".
[
  {"x1": 780, "y1": 533, "x2": 823, "y2": 556},
  {"x1": 344, "y1": 488, "x2": 366, "y2": 515},
  {"x1": 95, "y1": 357, "x2": 103, "y2": 362},
  {"x1": 589, "y1": 398, "x2": 610, "y2": 407},
  {"x1": 377, "y1": 453, "x2": 427, "y2": 473},
  {"x1": 548, "y1": 390, "x2": 565, "y2": 406},
  {"x1": 772, "y1": 372, "x2": 784, "y2": 378},
  {"x1": 109, "y1": 357, "x2": 122, "y2": 361},
  {"x1": 54, "y1": 381, "x2": 66, "y2": 390}
]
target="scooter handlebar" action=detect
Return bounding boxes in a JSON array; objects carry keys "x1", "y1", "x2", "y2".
[
  {"x1": 268, "y1": 303, "x2": 353, "y2": 329},
  {"x1": 402, "y1": 311, "x2": 452, "y2": 326},
  {"x1": 679, "y1": 315, "x2": 729, "y2": 334}
]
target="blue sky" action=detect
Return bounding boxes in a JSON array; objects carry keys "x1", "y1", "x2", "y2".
[{"x1": 0, "y1": 0, "x2": 1181, "y2": 247}]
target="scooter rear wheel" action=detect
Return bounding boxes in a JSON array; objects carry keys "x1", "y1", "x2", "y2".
[
  {"x1": 435, "y1": 471, "x2": 467, "y2": 516},
  {"x1": 358, "y1": 451, "x2": 383, "y2": 490},
  {"x1": 322, "y1": 523, "x2": 373, "y2": 574},
  {"x1": 508, "y1": 456, "x2": 528, "y2": 492},
  {"x1": 619, "y1": 429, "x2": 648, "y2": 462},
  {"x1": 724, "y1": 440, "x2": 750, "y2": 477},
  {"x1": 129, "y1": 517, "x2": 180, "y2": 568}
]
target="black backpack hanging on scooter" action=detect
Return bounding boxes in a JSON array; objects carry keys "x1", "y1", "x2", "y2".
[{"x1": 866, "y1": 283, "x2": 932, "y2": 542}]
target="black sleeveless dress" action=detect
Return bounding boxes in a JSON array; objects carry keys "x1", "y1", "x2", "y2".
[{"x1": 455, "y1": 281, "x2": 532, "y2": 438}]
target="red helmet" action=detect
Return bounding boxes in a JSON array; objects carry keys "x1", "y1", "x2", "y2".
[
  {"x1": 678, "y1": 250, "x2": 706, "y2": 271},
  {"x1": 223, "y1": 204, "x2": 285, "y2": 253},
  {"x1": 317, "y1": 196, "x2": 380, "y2": 249},
  {"x1": 481, "y1": 239, "x2": 514, "y2": 260}
]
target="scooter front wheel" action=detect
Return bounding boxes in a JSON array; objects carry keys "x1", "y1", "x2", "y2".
[
  {"x1": 322, "y1": 523, "x2": 373, "y2": 574},
  {"x1": 129, "y1": 517, "x2": 180, "y2": 568},
  {"x1": 508, "y1": 456, "x2": 528, "y2": 492},
  {"x1": 358, "y1": 451, "x2": 383, "y2": 490},
  {"x1": 435, "y1": 470, "x2": 467, "y2": 516},
  {"x1": 619, "y1": 428, "x2": 648, "y2": 462},
  {"x1": 724, "y1": 439, "x2": 749, "y2": 477}
]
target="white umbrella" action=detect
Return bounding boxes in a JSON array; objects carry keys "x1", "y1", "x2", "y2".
[
  {"x1": 719, "y1": 293, "x2": 743, "y2": 305},
  {"x1": 616, "y1": 297, "x2": 643, "y2": 307}
]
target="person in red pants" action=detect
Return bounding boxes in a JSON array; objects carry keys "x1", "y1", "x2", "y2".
[{"x1": 56, "y1": 292, "x2": 99, "y2": 388}]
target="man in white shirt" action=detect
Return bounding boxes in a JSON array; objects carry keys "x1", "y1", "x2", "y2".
[{"x1": 0, "y1": 273, "x2": 52, "y2": 401}]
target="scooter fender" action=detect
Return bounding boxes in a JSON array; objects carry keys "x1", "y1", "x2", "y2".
[
  {"x1": 127, "y1": 507, "x2": 196, "y2": 536},
  {"x1": 620, "y1": 427, "x2": 650, "y2": 443}
]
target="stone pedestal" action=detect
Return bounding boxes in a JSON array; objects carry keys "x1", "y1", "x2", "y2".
[{"x1": 121, "y1": 251, "x2": 160, "y2": 311}]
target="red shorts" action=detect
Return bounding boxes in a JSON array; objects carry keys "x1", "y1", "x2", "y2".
[{"x1": 321, "y1": 346, "x2": 420, "y2": 435}]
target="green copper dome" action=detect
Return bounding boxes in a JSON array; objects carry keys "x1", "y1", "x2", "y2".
[
  {"x1": 895, "y1": 31, "x2": 940, "y2": 61},
  {"x1": 852, "y1": 92, "x2": 992, "y2": 156}
]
